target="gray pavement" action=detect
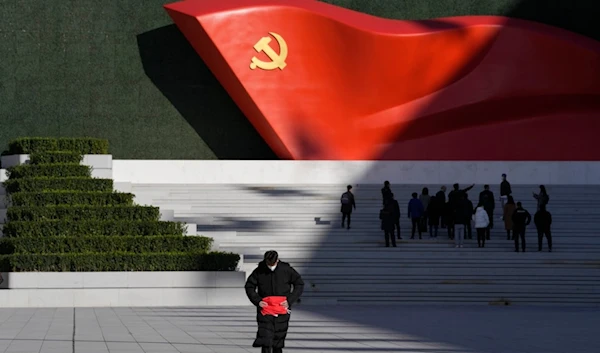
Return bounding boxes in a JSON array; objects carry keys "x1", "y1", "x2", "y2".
[{"x1": 0, "y1": 305, "x2": 597, "y2": 353}]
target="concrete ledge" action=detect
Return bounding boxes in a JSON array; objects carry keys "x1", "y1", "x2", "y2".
[
  {"x1": 0, "y1": 271, "x2": 247, "y2": 307},
  {"x1": 0, "y1": 288, "x2": 248, "y2": 307},
  {"x1": 112, "y1": 160, "x2": 600, "y2": 185},
  {"x1": 0, "y1": 271, "x2": 244, "y2": 289},
  {"x1": 1, "y1": 154, "x2": 112, "y2": 169}
]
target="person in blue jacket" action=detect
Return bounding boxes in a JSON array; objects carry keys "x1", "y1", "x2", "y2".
[{"x1": 408, "y1": 192, "x2": 425, "y2": 239}]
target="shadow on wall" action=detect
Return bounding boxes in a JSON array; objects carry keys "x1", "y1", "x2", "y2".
[{"x1": 136, "y1": 25, "x2": 278, "y2": 160}]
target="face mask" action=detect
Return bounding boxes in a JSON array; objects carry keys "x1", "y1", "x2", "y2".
[{"x1": 268, "y1": 264, "x2": 277, "y2": 271}]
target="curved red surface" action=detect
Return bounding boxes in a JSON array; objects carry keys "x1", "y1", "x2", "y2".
[{"x1": 164, "y1": 0, "x2": 600, "y2": 160}]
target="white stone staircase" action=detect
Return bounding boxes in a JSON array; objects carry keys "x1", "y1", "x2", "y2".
[{"x1": 130, "y1": 183, "x2": 600, "y2": 306}]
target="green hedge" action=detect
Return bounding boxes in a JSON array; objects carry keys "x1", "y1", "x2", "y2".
[
  {"x1": 0, "y1": 236, "x2": 212, "y2": 254},
  {"x1": 8, "y1": 138, "x2": 109, "y2": 155},
  {"x1": 6, "y1": 205, "x2": 160, "y2": 222},
  {"x1": 30, "y1": 151, "x2": 83, "y2": 164},
  {"x1": 0, "y1": 252, "x2": 240, "y2": 271},
  {"x1": 10, "y1": 191, "x2": 134, "y2": 207},
  {"x1": 2, "y1": 220, "x2": 186, "y2": 237},
  {"x1": 7, "y1": 164, "x2": 90, "y2": 179},
  {"x1": 3, "y1": 177, "x2": 113, "y2": 193}
]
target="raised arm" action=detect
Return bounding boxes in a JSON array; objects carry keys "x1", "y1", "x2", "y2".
[
  {"x1": 244, "y1": 270, "x2": 262, "y2": 306},
  {"x1": 286, "y1": 267, "x2": 304, "y2": 306},
  {"x1": 464, "y1": 184, "x2": 475, "y2": 192}
]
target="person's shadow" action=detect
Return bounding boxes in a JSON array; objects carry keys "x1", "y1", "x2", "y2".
[{"x1": 136, "y1": 25, "x2": 278, "y2": 160}]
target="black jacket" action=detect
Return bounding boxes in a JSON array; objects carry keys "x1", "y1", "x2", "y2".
[
  {"x1": 245, "y1": 261, "x2": 304, "y2": 308},
  {"x1": 381, "y1": 186, "x2": 393, "y2": 204},
  {"x1": 391, "y1": 199, "x2": 401, "y2": 219},
  {"x1": 511, "y1": 207, "x2": 532, "y2": 229},
  {"x1": 340, "y1": 191, "x2": 356, "y2": 213},
  {"x1": 454, "y1": 199, "x2": 472, "y2": 225},
  {"x1": 534, "y1": 210, "x2": 552, "y2": 230},
  {"x1": 479, "y1": 190, "x2": 495, "y2": 211},
  {"x1": 500, "y1": 180, "x2": 512, "y2": 196},
  {"x1": 435, "y1": 190, "x2": 446, "y2": 204},
  {"x1": 380, "y1": 204, "x2": 396, "y2": 231}
]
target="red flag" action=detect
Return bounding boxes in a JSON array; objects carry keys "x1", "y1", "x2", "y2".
[{"x1": 165, "y1": 0, "x2": 600, "y2": 160}]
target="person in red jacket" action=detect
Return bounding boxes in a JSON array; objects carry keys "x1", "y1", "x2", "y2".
[{"x1": 245, "y1": 251, "x2": 304, "y2": 353}]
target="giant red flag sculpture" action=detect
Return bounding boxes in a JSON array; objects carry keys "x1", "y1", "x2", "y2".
[{"x1": 164, "y1": 0, "x2": 600, "y2": 160}]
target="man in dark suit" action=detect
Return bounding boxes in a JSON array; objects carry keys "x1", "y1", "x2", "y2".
[{"x1": 340, "y1": 185, "x2": 356, "y2": 229}]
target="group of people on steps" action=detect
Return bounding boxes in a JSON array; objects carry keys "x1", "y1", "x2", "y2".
[{"x1": 340, "y1": 176, "x2": 554, "y2": 252}]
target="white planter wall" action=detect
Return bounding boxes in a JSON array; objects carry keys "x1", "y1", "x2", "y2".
[
  {"x1": 111, "y1": 160, "x2": 600, "y2": 185},
  {"x1": 0, "y1": 271, "x2": 248, "y2": 307}
]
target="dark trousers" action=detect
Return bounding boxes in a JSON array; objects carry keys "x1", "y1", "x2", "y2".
[
  {"x1": 514, "y1": 228, "x2": 526, "y2": 252},
  {"x1": 411, "y1": 218, "x2": 422, "y2": 238},
  {"x1": 476, "y1": 228, "x2": 486, "y2": 247},
  {"x1": 537, "y1": 228, "x2": 552, "y2": 251},
  {"x1": 485, "y1": 210, "x2": 493, "y2": 239},
  {"x1": 506, "y1": 230, "x2": 512, "y2": 240},
  {"x1": 395, "y1": 218, "x2": 401, "y2": 239},
  {"x1": 385, "y1": 230, "x2": 397, "y2": 247},
  {"x1": 464, "y1": 223, "x2": 472, "y2": 239},
  {"x1": 262, "y1": 347, "x2": 282, "y2": 353},
  {"x1": 341, "y1": 212, "x2": 351, "y2": 228},
  {"x1": 447, "y1": 222, "x2": 455, "y2": 239},
  {"x1": 430, "y1": 224, "x2": 438, "y2": 237}
]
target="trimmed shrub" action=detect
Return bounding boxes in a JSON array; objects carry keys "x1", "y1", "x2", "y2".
[
  {"x1": 10, "y1": 191, "x2": 134, "y2": 207},
  {"x1": 0, "y1": 252, "x2": 240, "y2": 272},
  {"x1": 0, "y1": 236, "x2": 212, "y2": 254},
  {"x1": 8, "y1": 138, "x2": 109, "y2": 155},
  {"x1": 3, "y1": 177, "x2": 113, "y2": 193},
  {"x1": 7, "y1": 205, "x2": 160, "y2": 222},
  {"x1": 7, "y1": 164, "x2": 90, "y2": 179},
  {"x1": 30, "y1": 151, "x2": 82, "y2": 164},
  {"x1": 2, "y1": 220, "x2": 186, "y2": 237}
]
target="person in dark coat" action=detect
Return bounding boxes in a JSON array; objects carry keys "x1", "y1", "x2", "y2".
[
  {"x1": 390, "y1": 193, "x2": 402, "y2": 239},
  {"x1": 245, "y1": 251, "x2": 304, "y2": 353},
  {"x1": 500, "y1": 173, "x2": 512, "y2": 211},
  {"x1": 534, "y1": 205, "x2": 553, "y2": 252},
  {"x1": 453, "y1": 194, "x2": 472, "y2": 248},
  {"x1": 479, "y1": 185, "x2": 495, "y2": 240},
  {"x1": 447, "y1": 183, "x2": 474, "y2": 238},
  {"x1": 407, "y1": 192, "x2": 424, "y2": 239},
  {"x1": 381, "y1": 181, "x2": 393, "y2": 206},
  {"x1": 436, "y1": 186, "x2": 447, "y2": 228},
  {"x1": 340, "y1": 185, "x2": 356, "y2": 229},
  {"x1": 427, "y1": 195, "x2": 441, "y2": 237},
  {"x1": 380, "y1": 201, "x2": 397, "y2": 247},
  {"x1": 533, "y1": 185, "x2": 550, "y2": 211},
  {"x1": 464, "y1": 193, "x2": 474, "y2": 239},
  {"x1": 511, "y1": 202, "x2": 532, "y2": 252}
]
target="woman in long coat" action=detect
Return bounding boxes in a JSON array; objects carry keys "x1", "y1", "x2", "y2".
[{"x1": 503, "y1": 196, "x2": 517, "y2": 240}]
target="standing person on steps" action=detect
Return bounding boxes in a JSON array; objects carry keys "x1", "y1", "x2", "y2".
[
  {"x1": 500, "y1": 173, "x2": 512, "y2": 215},
  {"x1": 511, "y1": 202, "x2": 532, "y2": 253},
  {"x1": 503, "y1": 196, "x2": 517, "y2": 240},
  {"x1": 245, "y1": 251, "x2": 304, "y2": 353},
  {"x1": 474, "y1": 203, "x2": 490, "y2": 248},
  {"x1": 380, "y1": 200, "x2": 397, "y2": 247},
  {"x1": 534, "y1": 205, "x2": 553, "y2": 252},
  {"x1": 479, "y1": 185, "x2": 495, "y2": 240},
  {"x1": 390, "y1": 193, "x2": 402, "y2": 239},
  {"x1": 381, "y1": 181, "x2": 393, "y2": 206},
  {"x1": 340, "y1": 185, "x2": 356, "y2": 230},
  {"x1": 407, "y1": 192, "x2": 424, "y2": 239}
]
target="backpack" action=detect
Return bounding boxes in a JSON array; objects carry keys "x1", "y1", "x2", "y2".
[{"x1": 341, "y1": 193, "x2": 351, "y2": 205}]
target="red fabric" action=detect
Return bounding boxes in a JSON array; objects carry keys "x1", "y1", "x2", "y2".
[{"x1": 260, "y1": 296, "x2": 288, "y2": 316}]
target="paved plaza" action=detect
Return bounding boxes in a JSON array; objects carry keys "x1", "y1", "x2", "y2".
[{"x1": 0, "y1": 305, "x2": 596, "y2": 353}]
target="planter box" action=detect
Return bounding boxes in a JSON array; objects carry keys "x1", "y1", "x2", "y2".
[
  {"x1": 0, "y1": 271, "x2": 248, "y2": 307},
  {"x1": 1, "y1": 154, "x2": 112, "y2": 179}
]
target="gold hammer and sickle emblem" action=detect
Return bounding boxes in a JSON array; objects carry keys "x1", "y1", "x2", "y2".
[{"x1": 250, "y1": 32, "x2": 288, "y2": 71}]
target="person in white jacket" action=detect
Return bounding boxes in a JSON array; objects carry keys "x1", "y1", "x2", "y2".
[{"x1": 473, "y1": 203, "x2": 490, "y2": 248}]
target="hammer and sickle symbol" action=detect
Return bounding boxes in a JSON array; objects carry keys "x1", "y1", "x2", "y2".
[{"x1": 250, "y1": 32, "x2": 288, "y2": 71}]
